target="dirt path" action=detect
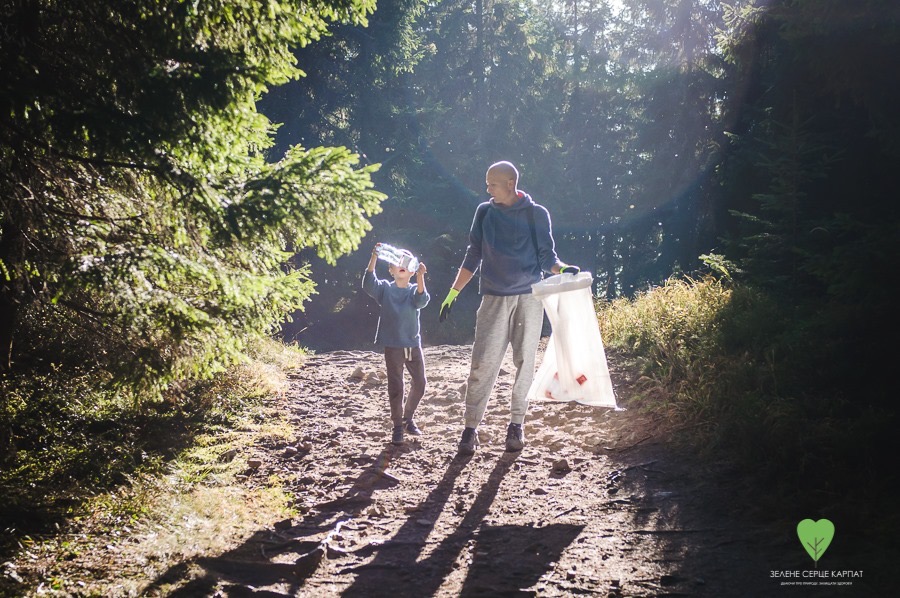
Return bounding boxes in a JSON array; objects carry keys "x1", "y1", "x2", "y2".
[{"x1": 144, "y1": 344, "x2": 801, "y2": 597}]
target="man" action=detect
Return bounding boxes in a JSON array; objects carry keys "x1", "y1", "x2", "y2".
[{"x1": 440, "y1": 161, "x2": 579, "y2": 455}]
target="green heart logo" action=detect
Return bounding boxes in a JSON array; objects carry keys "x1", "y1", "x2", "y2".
[{"x1": 797, "y1": 519, "x2": 834, "y2": 567}]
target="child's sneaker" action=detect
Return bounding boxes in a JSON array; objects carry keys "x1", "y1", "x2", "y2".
[
  {"x1": 392, "y1": 425, "x2": 404, "y2": 445},
  {"x1": 404, "y1": 419, "x2": 422, "y2": 436}
]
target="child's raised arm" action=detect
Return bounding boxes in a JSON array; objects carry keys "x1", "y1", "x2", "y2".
[
  {"x1": 416, "y1": 262, "x2": 427, "y2": 295},
  {"x1": 367, "y1": 243, "x2": 381, "y2": 273}
]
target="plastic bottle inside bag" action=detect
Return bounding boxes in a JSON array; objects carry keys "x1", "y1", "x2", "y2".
[
  {"x1": 375, "y1": 244, "x2": 419, "y2": 272},
  {"x1": 527, "y1": 272, "x2": 617, "y2": 408}
]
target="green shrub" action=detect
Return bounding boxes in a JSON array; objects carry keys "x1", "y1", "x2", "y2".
[
  {"x1": 597, "y1": 275, "x2": 894, "y2": 511},
  {"x1": 0, "y1": 337, "x2": 304, "y2": 550}
]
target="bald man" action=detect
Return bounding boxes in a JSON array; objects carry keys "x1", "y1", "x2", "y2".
[{"x1": 440, "y1": 161, "x2": 580, "y2": 455}]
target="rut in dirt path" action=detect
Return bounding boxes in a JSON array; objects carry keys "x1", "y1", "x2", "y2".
[{"x1": 144, "y1": 344, "x2": 796, "y2": 597}]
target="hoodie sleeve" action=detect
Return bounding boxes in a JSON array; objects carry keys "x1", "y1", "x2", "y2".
[
  {"x1": 460, "y1": 202, "x2": 489, "y2": 273},
  {"x1": 533, "y1": 204, "x2": 559, "y2": 273},
  {"x1": 362, "y1": 270, "x2": 387, "y2": 304},
  {"x1": 412, "y1": 286, "x2": 430, "y2": 309}
]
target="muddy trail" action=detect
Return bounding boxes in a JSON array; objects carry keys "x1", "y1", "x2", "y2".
[{"x1": 143, "y1": 345, "x2": 844, "y2": 597}]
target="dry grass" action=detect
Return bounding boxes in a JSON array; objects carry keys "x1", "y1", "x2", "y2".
[
  {"x1": 598, "y1": 276, "x2": 731, "y2": 420},
  {"x1": 2, "y1": 338, "x2": 305, "y2": 596},
  {"x1": 595, "y1": 275, "x2": 896, "y2": 540}
]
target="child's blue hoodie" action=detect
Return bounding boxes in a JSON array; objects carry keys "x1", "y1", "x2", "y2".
[{"x1": 362, "y1": 271, "x2": 430, "y2": 348}]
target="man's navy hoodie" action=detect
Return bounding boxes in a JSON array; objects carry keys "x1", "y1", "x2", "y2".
[{"x1": 461, "y1": 192, "x2": 559, "y2": 296}]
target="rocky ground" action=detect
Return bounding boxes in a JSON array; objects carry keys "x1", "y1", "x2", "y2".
[{"x1": 138, "y1": 344, "x2": 858, "y2": 597}]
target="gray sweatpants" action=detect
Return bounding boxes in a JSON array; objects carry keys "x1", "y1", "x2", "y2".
[{"x1": 463, "y1": 293, "x2": 544, "y2": 428}]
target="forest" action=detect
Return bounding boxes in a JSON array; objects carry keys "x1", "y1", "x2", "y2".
[
  {"x1": 1, "y1": 0, "x2": 898, "y2": 593},
  {"x1": 268, "y1": 0, "x2": 900, "y2": 357}
]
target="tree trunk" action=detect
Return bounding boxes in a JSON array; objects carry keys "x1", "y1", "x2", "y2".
[
  {"x1": 602, "y1": 227, "x2": 618, "y2": 300},
  {"x1": 0, "y1": 292, "x2": 15, "y2": 371},
  {"x1": 0, "y1": 212, "x2": 24, "y2": 371}
]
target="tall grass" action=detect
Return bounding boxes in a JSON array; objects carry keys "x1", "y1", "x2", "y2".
[
  {"x1": 599, "y1": 276, "x2": 730, "y2": 410},
  {"x1": 597, "y1": 276, "x2": 894, "y2": 521},
  {"x1": 0, "y1": 340, "x2": 304, "y2": 584}
]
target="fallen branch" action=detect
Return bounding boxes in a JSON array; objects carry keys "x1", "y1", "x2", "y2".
[
  {"x1": 553, "y1": 505, "x2": 581, "y2": 519},
  {"x1": 629, "y1": 528, "x2": 715, "y2": 534},
  {"x1": 612, "y1": 434, "x2": 653, "y2": 452}
]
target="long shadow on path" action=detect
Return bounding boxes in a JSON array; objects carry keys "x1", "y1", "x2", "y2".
[
  {"x1": 141, "y1": 443, "x2": 412, "y2": 596},
  {"x1": 343, "y1": 451, "x2": 583, "y2": 597}
]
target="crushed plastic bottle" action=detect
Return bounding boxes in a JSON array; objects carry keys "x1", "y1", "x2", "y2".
[{"x1": 375, "y1": 244, "x2": 419, "y2": 272}]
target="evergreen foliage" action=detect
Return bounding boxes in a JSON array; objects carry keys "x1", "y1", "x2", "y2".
[
  {"x1": 716, "y1": 0, "x2": 900, "y2": 402},
  {"x1": 0, "y1": 0, "x2": 385, "y2": 405},
  {"x1": 1, "y1": 0, "x2": 896, "y2": 513}
]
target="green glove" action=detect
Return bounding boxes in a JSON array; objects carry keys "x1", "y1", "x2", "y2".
[
  {"x1": 560, "y1": 265, "x2": 581, "y2": 275},
  {"x1": 439, "y1": 288, "x2": 459, "y2": 322}
]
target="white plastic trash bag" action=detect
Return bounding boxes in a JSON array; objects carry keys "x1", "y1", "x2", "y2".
[{"x1": 527, "y1": 272, "x2": 617, "y2": 408}]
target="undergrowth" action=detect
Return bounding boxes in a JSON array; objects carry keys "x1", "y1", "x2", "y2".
[
  {"x1": 598, "y1": 276, "x2": 895, "y2": 535},
  {"x1": 0, "y1": 337, "x2": 305, "y2": 596}
]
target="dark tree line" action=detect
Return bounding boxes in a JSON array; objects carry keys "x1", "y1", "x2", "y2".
[
  {"x1": 716, "y1": 0, "x2": 900, "y2": 402},
  {"x1": 272, "y1": 0, "x2": 896, "y2": 372},
  {"x1": 2, "y1": 0, "x2": 897, "y2": 413}
]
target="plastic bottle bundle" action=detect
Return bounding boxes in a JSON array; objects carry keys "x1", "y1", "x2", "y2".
[
  {"x1": 526, "y1": 272, "x2": 617, "y2": 408},
  {"x1": 375, "y1": 244, "x2": 419, "y2": 272}
]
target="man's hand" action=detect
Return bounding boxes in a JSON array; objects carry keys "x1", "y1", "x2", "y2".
[
  {"x1": 439, "y1": 288, "x2": 459, "y2": 322},
  {"x1": 560, "y1": 265, "x2": 581, "y2": 275}
]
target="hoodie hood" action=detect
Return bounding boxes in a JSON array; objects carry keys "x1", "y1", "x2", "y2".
[{"x1": 491, "y1": 190, "x2": 534, "y2": 212}]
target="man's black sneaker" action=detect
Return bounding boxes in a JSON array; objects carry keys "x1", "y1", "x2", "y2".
[
  {"x1": 404, "y1": 419, "x2": 422, "y2": 436},
  {"x1": 505, "y1": 422, "x2": 525, "y2": 452},
  {"x1": 392, "y1": 425, "x2": 404, "y2": 445},
  {"x1": 458, "y1": 426, "x2": 478, "y2": 455}
]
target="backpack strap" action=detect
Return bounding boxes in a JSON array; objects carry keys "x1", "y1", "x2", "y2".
[
  {"x1": 526, "y1": 203, "x2": 539, "y2": 260},
  {"x1": 474, "y1": 202, "x2": 489, "y2": 238}
]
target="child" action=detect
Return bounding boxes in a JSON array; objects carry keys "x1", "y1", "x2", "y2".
[{"x1": 362, "y1": 243, "x2": 430, "y2": 445}]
